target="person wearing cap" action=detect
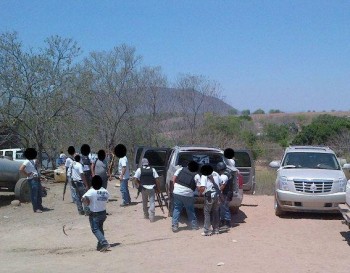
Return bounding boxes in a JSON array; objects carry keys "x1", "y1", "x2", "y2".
[
  {"x1": 19, "y1": 148, "x2": 45, "y2": 213},
  {"x1": 171, "y1": 161, "x2": 201, "y2": 232},
  {"x1": 199, "y1": 164, "x2": 222, "y2": 236},
  {"x1": 133, "y1": 158, "x2": 160, "y2": 222}
]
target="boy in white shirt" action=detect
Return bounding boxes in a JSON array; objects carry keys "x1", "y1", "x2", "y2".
[
  {"x1": 199, "y1": 164, "x2": 222, "y2": 236},
  {"x1": 82, "y1": 175, "x2": 110, "y2": 252}
]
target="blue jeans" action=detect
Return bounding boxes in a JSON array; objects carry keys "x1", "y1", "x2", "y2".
[
  {"x1": 89, "y1": 211, "x2": 109, "y2": 248},
  {"x1": 172, "y1": 194, "x2": 198, "y2": 229},
  {"x1": 120, "y1": 178, "x2": 131, "y2": 204},
  {"x1": 220, "y1": 195, "x2": 231, "y2": 222},
  {"x1": 28, "y1": 178, "x2": 43, "y2": 212}
]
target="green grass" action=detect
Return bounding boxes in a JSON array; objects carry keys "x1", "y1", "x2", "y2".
[{"x1": 255, "y1": 167, "x2": 276, "y2": 195}]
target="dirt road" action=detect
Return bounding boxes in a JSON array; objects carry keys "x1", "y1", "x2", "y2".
[{"x1": 0, "y1": 179, "x2": 349, "y2": 273}]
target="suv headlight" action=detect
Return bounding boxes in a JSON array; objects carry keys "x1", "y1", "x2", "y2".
[
  {"x1": 338, "y1": 177, "x2": 347, "y2": 192},
  {"x1": 278, "y1": 176, "x2": 290, "y2": 191}
]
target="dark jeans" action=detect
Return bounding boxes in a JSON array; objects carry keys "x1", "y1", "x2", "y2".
[
  {"x1": 28, "y1": 178, "x2": 43, "y2": 212},
  {"x1": 89, "y1": 211, "x2": 109, "y2": 248}
]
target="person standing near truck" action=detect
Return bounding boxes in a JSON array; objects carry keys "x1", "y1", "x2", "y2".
[
  {"x1": 19, "y1": 148, "x2": 45, "y2": 213},
  {"x1": 171, "y1": 161, "x2": 200, "y2": 232},
  {"x1": 114, "y1": 144, "x2": 131, "y2": 207},
  {"x1": 133, "y1": 158, "x2": 160, "y2": 222},
  {"x1": 199, "y1": 164, "x2": 222, "y2": 236}
]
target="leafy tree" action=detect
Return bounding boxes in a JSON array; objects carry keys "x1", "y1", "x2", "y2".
[
  {"x1": 292, "y1": 114, "x2": 350, "y2": 145},
  {"x1": 228, "y1": 108, "x2": 239, "y2": 115},
  {"x1": 253, "y1": 109, "x2": 265, "y2": 114},
  {"x1": 241, "y1": 109, "x2": 250, "y2": 116},
  {"x1": 269, "y1": 109, "x2": 283, "y2": 114}
]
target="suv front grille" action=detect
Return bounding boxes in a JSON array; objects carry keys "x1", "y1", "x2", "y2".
[{"x1": 294, "y1": 179, "x2": 333, "y2": 193}]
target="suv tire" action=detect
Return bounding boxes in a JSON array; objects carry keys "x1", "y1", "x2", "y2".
[{"x1": 274, "y1": 195, "x2": 285, "y2": 217}]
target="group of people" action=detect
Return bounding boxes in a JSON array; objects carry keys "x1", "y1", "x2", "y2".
[{"x1": 19, "y1": 144, "x2": 237, "y2": 253}]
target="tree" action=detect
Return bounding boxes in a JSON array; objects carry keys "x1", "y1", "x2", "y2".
[
  {"x1": 253, "y1": 109, "x2": 265, "y2": 115},
  {"x1": 269, "y1": 109, "x2": 283, "y2": 114},
  {"x1": 174, "y1": 74, "x2": 221, "y2": 144},
  {"x1": 292, "y1": 114, "x2": 350, "y2": 145},
  {"x1": 77, "y1": 44, "x2": 142, "y2": 150},
  {"x1": 241, "y1": 109, "x2": 250, "y2": 116},
  {"x1": 0, "y1": 32, "x2": 80, "y2": 165}
]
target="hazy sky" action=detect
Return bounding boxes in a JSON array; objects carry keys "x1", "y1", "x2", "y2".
[{"x1": 1, "y1": 0, "x2": 350, "y2": 113}]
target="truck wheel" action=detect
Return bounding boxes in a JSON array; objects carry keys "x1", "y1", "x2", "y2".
[
  {"x1": 14, "y1": 178, "x2": 31, "y2": 202},
  {"x1": 274, "y1": 196, "x2": 285, "y2": 217},
  {"x1": 230, "y1": 206, "x2": 239, "y2": 214}
]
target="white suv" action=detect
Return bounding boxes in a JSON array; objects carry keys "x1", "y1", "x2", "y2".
[{"x1": 270, "y1": 146, "x2": 348, "y2": 216}]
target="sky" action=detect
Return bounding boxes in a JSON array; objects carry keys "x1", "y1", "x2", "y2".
[{"x1": 1, "y1": 0, "x2": 350, "y2": 113}]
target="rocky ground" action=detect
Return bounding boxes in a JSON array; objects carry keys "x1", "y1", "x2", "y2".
[{"x1": 0, "y1": 178, "x2": 350, "y2": 273}]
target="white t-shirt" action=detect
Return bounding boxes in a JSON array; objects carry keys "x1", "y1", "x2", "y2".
[
  {"x1": 220, "y1": 174, "x2": 229, "y2": 187},
  {"x1": 22, "y1": 159, "x2": 38, "y2": 179},
  {"x1": 229, "y1": 159, "x2": 236, "y2": 167},
  {"x1": 134, "y1": 166, "x2": 159, "y2": 190},
  {"x1": 200, "y1": 171, "x2": 222, "y2": 194},
  {"x1": 118, "y1": 156, "x2": 130, "y2": 179},
  {"x1": 173, "y1": 167, "x2": 201, "y2": 197},
  {"x1": 65, "y1": 157, "x2": 74, "y2": 177},
  {"x1": 70, "y1": 161, "x2": 84, "y2": 181},
  {"x1": 83, "y1": 187, "x2": 109, "y2": 212}
]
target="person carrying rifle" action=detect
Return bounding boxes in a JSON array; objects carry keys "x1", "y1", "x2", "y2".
[
  {"x1": 133, "y1": 158, "x2": 160, "y2": 222},
  {"x1": 171, "y1": 161, "x2": 201, "y2": 233}
]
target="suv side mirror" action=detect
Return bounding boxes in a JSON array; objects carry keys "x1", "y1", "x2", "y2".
[{"x1": 269, "y1": 161, "x2": 281, "y2": 168}]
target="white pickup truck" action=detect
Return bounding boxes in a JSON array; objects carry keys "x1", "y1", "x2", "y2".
[{"x1": 339, "y1": 165, "x2": 350, "y2": 228}]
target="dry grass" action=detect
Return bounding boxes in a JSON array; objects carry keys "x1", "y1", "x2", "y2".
[{"x1": 255, "y1": 166, "x2": 276, "y2": 196}]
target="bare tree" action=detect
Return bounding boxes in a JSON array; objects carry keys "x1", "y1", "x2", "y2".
[
  {"x1": 0, "y1": 32, "x2": 80, "y2": 164},
  {"x1": 174, "y1": 74, "x2": 221, "y2": 144},
  {"x1": 76, "y1": 44, "x2": 142, "y2": 150},
  {"x1": 134, "y1": 66, "x2": 168, "y2": 146}
]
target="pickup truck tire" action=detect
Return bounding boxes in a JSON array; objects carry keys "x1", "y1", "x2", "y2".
[
  {"x1": 14, "y1": 178, "x2": 31, "y2": 202},
  {"x1": 165, "y1": 183, "x2": 173, "y2": 217},
  {"x1": 230, "y1": 206, "x2": 239, "y2": 214},
  {"x1": 274, "y1": 196, "x2": 285, "y2": 217}
]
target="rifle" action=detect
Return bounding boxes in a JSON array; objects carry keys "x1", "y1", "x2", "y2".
[
  {"x1": 108, "y1": 154, "x2": 115, "y2": 177},
  {"x1": 156, "y1": 192, "x2": 165, "y2": 214},
  {"x1": 63, "y1": 167, "x2": 69, "y2": 201}
]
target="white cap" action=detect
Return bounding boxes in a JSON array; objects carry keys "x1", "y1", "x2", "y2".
[{"x1": 142, "y1": 158, "x2": 149, "y2": 166}]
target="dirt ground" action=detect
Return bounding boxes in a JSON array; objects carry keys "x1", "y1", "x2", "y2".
[{"x1": 1, "y1": 178, "x2": 350, "y2": 273}]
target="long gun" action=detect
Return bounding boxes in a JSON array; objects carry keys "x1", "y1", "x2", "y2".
[
  {"x1": 63, "y1": 167, "x2": 68, "y2": 201},
  {"x1": 108, "y1": 154, "x2": 115, "y2": 177},
  {"x1": 156, "y1": 192, "x2": 165, "y2": 214}
]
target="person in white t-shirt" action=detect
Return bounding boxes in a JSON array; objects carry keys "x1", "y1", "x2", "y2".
[
  {"x1": 133, "y1": 158, "x2": 160, "y2": 222},
  {"x1": 19, "y1": 148, "x2": 45, "y2": 213},
  {"x1": 199, "y1": 164, "x2": 222, "y2": 236},
  {"x1": 114, "y1": 144, "x2": 131, "y2": 206},
  {"x1": 171, "y1": 161, "x2": 200, "y2": 232},
  {"x1": 82, "y1": 175, "x2": 110, "y2": 252},
  {"x1": 64, "y1": 146, "x2": 77, "y2": 203},
  {"x1": 69, "y1": 154, "x2": 88, "y2": 215}
]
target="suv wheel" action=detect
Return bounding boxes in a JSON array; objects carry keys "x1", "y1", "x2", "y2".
[{"x1": 274, "y1": 196, "x2": 285, "y2": 217}]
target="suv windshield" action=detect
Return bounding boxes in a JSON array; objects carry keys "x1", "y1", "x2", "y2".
[{"x1": 282, "y1": 152, "x2": 340, "y2": 170}]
